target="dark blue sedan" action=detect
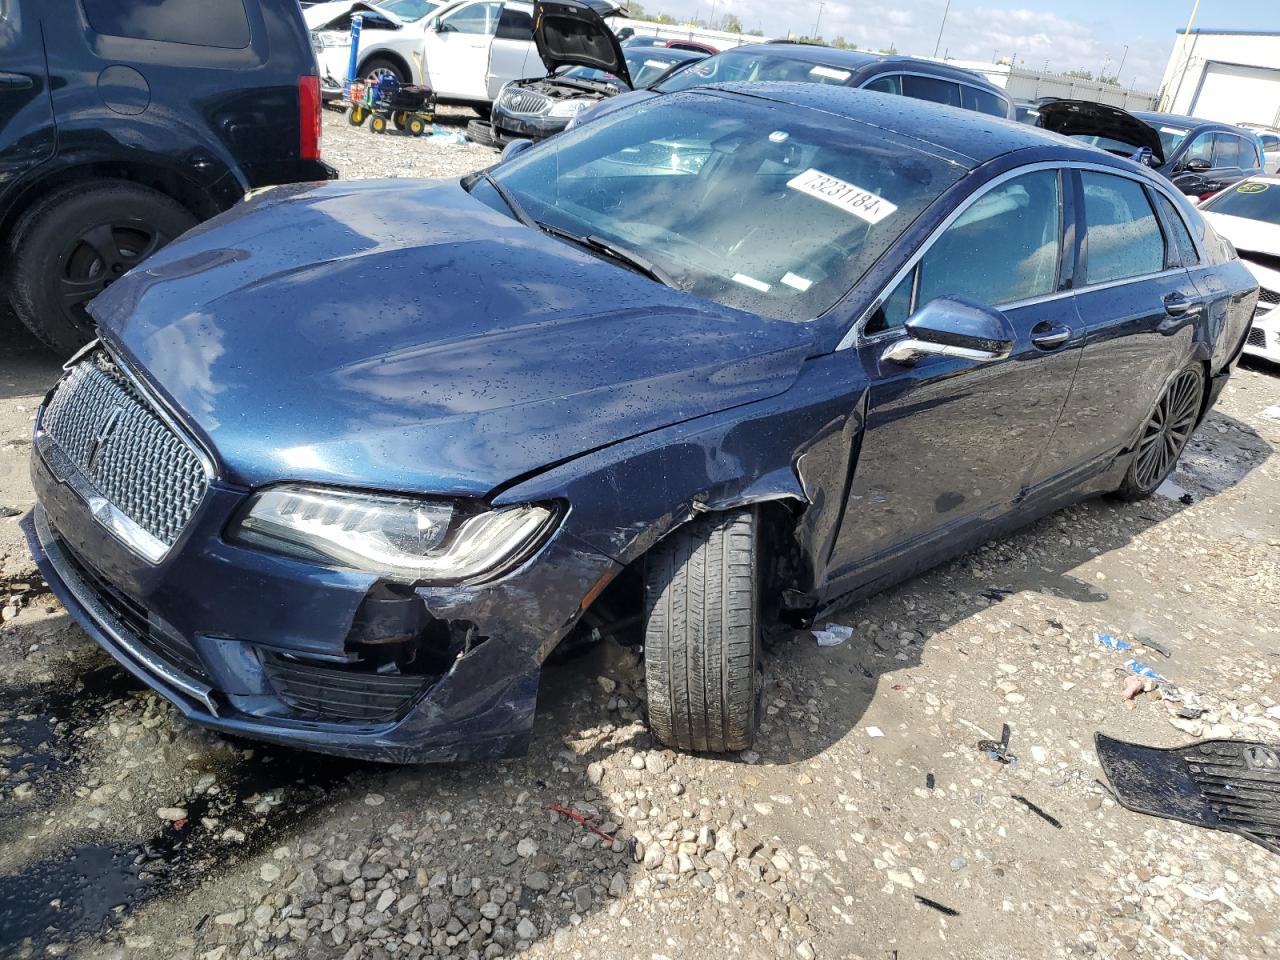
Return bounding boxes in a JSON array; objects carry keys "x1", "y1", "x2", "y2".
[{"x1": 25, "y1": 84, "x2": 1257, "y2": 762}]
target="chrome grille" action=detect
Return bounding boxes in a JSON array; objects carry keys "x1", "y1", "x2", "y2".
[
  {"x1": 1259, "y1": 287, "x2": 1279, "y2": 306},
  {"x1": 39, "y1": 350, "x2": 208, "y2": 552},
  {"x1": 1246, "y1": 325, "x2": 1267, "y2": 349},
  {"x1": 500, "y1": 88, "x2": 550, "y2": 115}
]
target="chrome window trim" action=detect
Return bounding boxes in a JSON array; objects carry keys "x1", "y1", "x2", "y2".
[
  {"x1": 857, "y1": 69, "x2": 1013, "y2": 116},
  {"x1": 838, "y1": 160, "x2": 1200, "y2": 351}
]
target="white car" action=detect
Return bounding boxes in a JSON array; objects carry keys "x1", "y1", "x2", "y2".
[
  {"x1": 306, "y1": 0, "x2": 443, "y2": 97},
  {"x1": 1200, "y1": 176, "x2": 1280, "y2": 365},
  {"x1": 308, "y1": 0, "x2": 591, "y2": 109}
]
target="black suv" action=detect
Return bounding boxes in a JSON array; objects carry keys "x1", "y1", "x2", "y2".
[{"x1": 0, "y1": 0, "x2": 335, "y2": 354}]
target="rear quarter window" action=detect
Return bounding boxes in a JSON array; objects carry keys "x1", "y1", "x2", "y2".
[
  {"x1": 81, "y1": 0, "x2": 250, "y2": 49},
  {"x1": 961, "y1": 85, "x2": 1009, "y2": 118}
]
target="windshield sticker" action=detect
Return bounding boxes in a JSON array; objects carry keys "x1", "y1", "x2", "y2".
[
  {"x1": 1236, "y1": 181, "x2": 1270, "y2": 194},
  {"x1": 732, "y1": 273, "x2": 772, "y2": 293},
  {"x1": 781, "y1": 272, "x2": 813, "y2": 291},
  {"x1": 643, "y1": 59, "x2": 670, "y2": 69},
  {"x1": 769, "y1": 130, "x2": 790, "y2": 143},
  {"x1": 1160, "y1": 126, "x2": 1188, "y2": 136},
  {"x1": 787, "y1": 168, "x2": 898, "y2": 225},
  {"x1": 809, "y1": 65, "x2": 851, "y2": 81}
]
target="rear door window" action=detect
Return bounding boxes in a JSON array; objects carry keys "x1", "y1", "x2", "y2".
[
  {"x1": 494, "y1": 6, "x2": 532, "y2": 41},
  {"x1": 1081, "y1": 172, "x2": 1166, "y2": 284},
  {"x1": 81, "y1": 0, "x2": 251, "y2": 49},
  {"x1": 961, "y1": 85, "x2": 1009, "y2": 118},
  {"x1": 901, "y1": 74, "x2": 961, "y2": 108}
]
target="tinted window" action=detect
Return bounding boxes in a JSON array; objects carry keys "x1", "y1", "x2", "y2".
[
  {"x1": 441, "y1": 1, "x2": 501, "y2": 34},
  {"x1": 1156, "y1": 193, "x2": 1199, "y2": 266},
  {"x1": 961, "y1": 85, "x2": 1009, "y2": 118},
  {"x1": 901, "y1": 75, "x2": 961, "y2": 108},
  {"x1": 1184, "y1": 132, "x2": 1214, "y2": 166},
  {"x1": 914, "y1": 170, "x2": 1061, "y2": 312},
  {"x1": 494, "y1": 6, "x2": 532, "y2": 40},
  {"x1": 81, "y1": 0, "x2": 250, "y2": 49},
  {"x1": 863, "y1": 75, "x2": 902, "y2": 96},
  {"x1": 1081, "y1": 172, "x2": 1165, "y2": 284},
  {"x1": 869, "y1": 269, "x2": 914, "y2": 333},
  {"x1": 1263, "y1": 135, "x2": 1280, "y2": 152},
  {"x1": 488, "y1": 93, "x2": 966, "y2": 322},
  {"x1": 1212, "y1": 134, "x2": 1250, "y2": 169}
]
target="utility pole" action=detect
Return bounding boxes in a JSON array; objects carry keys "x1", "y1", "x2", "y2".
[
  {"x1": 1163, "y1": 0, "x2": 1202, "y2": 109},
  {"x1": 1116, "y1": 43, "x2": 1129, "y2": 81},
  {"x1": 932, "y1": 0, "x2": 951, "y2": 58},
  {"x1": 709, "y1": 0, "x2": 718, "y2": 29},
  {"x1": 812, "y1": 0, "x2": 824, "y2": 39}
]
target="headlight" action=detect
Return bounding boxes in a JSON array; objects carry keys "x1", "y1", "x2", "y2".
[
  {"x1": 311, "y1": 30, "x2": 348, "y2": 48},
  {"x1": 230, "y1": 485, "x2": 555, "y2": 584},
  {"x1": 548, "y1": 98, "x2": 592, "y2": 119}
]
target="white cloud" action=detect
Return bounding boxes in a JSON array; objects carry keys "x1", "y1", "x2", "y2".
[{"x1": 648, "y1": 0, "x2": 1171, "y2": 90}]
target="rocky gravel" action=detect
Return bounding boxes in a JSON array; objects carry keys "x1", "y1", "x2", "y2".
[{"x1": 1, "y1": 110, "x2": 1279, "y2": 960}]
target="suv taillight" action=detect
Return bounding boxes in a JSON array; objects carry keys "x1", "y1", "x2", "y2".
[{"x1": 299, "y1": 75, "x2": 321, "y2": 161}]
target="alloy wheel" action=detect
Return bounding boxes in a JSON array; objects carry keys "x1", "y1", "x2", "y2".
[
  {"x1": 366, "y1": 67, "x2": 399, "y2": 84},
  {"x1": 59, "y1": 222, "x2": 164, "y2": 329},
  {"x1": 1133, "y1": 368, "x2": 1201, "y2": 490}
]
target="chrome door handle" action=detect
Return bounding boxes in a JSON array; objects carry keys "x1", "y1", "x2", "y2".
[
  {"x1": 1163, "y1": 293, "x2": 1201, "y2": 317},
  {"x1": 0, "y1": 72, "x2": 34, "y2": 91},
  {"x1": 1031, "y1": 327, "x2": 1070, "y2": 349}
]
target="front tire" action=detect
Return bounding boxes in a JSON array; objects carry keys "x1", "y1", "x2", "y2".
[
  {"x1": 1115, "y1": 364, "x2": 1205, "y2": 500},
  {"x1": 643, "y1": 509, "x2": 760, "y2": 753},
  {"x1": 362, "y1": 58, "x2": 405, "y2": 85},
  {"x1": 7, "y1": 180, "x2": 196, "y2": 355}
]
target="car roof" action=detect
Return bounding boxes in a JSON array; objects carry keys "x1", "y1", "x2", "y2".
[
  {"x1": 1131, "y1": 110, "x2": 1257, "y2": 136},
  {"x1": 716, "y1": 43, "x2": 1007, "y2": 96},
  {"x1": 700, "y1": 82, "x2": 1073, "y2": 166}
]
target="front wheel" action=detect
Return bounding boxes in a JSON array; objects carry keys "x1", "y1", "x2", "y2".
[
  {"x1": 1114, "y1": 364, "x2": 1204, "y2": 500},
  {"x1": 643, "y1": 509, "x2": 760, "y2": 753}
]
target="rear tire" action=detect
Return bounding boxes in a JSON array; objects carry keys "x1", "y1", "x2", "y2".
[
  {"x1": 643, "y1": 509, "x2": 760, "y2": 753},
  {"x1": 1114, "y1": 364, "x2": 1205, "y2": 501},
  {"x1": 7, "y1": 180, "x2": 196, "y2": 356}
]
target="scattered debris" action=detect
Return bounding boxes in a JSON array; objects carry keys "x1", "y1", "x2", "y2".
[
  {"x1": 1122, "y1": 675, "x2": 1145, "y2": 700},
  {"x1": 865, "y1": 726, "x2": 885, "y2": 738},
  {"x1": 1177, "y1": 704, "x2": 1206, "y2": 720},
  {"x1": 913, "y1": 894, "x2": 960, "y2": 916},
  {"x1": 981, "y1": 587, "x2": 1015, "y2": 602},
  {"x1": 1124, "y1": 659, "x2": 1166, "y2": 682},
  {"x1": 812, "y1": 623, "x2": 853, "y2": 647},
  {"x1": 1136, "y1": 635, "x2": 1173, "y2": 659},
  {"x1": 1262, "y1": 404, "x2": 1280, "y2": 421},
  {"x1": 1094, "y1": 631, "x2": 1131, "y2": 651},
  {"x1": 547, "y1": 803, "x2": 615, "y2": 844},
  {"x1": 1012, "y1": 794, "x2": 1062, "y2": 829},
  {"x1": 977, "y1": 723, "x2": 1017, "y2": 765}
]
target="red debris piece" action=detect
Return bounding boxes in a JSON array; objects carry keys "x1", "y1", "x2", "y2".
[{"x1": 547, "y1": 802, "x2": 614, "y2": 843}]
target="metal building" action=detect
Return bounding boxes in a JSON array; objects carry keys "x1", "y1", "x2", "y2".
[{"x1": 1159, "y1": 28, "x2": 1280, "y2": 126}]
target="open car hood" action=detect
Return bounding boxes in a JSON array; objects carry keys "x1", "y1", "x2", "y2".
[
  {"x1": 534, "y1": 0, "x2": 631, "y2": 89},
  {"x1": 304, "y1": 1, "x2": 404, "y2": 31},
  {"x1": 1037, "y1": 99, "x2": 1164, "y2": 166}
]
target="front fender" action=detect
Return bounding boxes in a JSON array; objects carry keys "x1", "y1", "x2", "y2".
[{"x1": 493, "y1": 354, "x2": 869, "y2": 588}]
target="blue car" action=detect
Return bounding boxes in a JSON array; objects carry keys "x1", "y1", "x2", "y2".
[{"x1": 26, "y1": 83, "x2": 1257, "y2": 762}]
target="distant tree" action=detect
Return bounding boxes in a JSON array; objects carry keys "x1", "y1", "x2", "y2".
[
  {"x1": 628, "y1": 1, "x2": 644, "y2": 17},
  {"x1": 878, "y1": 44, "x2": 897, "y2": 54},
  {"x1": 721, "y1": 12, "x2": 743, "y2": 33},
  {"x1": 747, "y1": 28, "x2": 764, "y2": 36},
  {"x1": 1064, "y1": 69, "x2": 1095, "y2": 81},
  {"x1": 652, "y1": 12, "x2": 675, "y2": 24},
  {"x1": 1099, "y1": 73, "x2": 1119, "y2": 85}
]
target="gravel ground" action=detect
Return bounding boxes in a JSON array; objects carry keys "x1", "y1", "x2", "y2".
[{"x1": 2, "y1": 110, "x2": 1280, "y2": 960}]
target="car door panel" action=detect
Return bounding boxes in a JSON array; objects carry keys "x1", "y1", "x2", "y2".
[
  {"x1": 426, "y1": 1, "x2": 502, "y2": 99},
  {"x1": 828, "y1": 167, "x2": 1079, "y2": 582},
  {"x1": 1036, "y1": 170, "x2": 1200, "y2": 479},
  {"x1": 0, "y1": 0, "x2": 55, "y2": 189}
]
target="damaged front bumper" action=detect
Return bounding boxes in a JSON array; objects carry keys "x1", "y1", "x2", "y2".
[{"x1": 26, "y1": 446, "x2": 620, "y2": 763}]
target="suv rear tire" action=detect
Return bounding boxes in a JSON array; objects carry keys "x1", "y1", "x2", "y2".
[
  {"x1": 8, "y1": 180, "x2": 197, "y2": 355},
  {"x1": 643, "y1": 509, "x2": 760, "y2": 753}
]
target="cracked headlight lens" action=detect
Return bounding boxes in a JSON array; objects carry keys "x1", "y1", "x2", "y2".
[{"x1": 231, "y1": 485, "x2": 554, "y2": 583}]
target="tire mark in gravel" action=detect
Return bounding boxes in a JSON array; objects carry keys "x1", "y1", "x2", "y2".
[{"x1": 0, "y1": 673, "x2": 369, "y2": 957}]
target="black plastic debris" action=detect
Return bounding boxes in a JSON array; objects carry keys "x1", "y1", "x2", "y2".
[
  {"x1": 1136, "y1": 635, "x2": 1173, "y2": 659},
  {"x1": 1012, "y1": 794, "x2": 1062, "y2": 828},
  {"x1": 1096, "y1": 733, "x2": 1280, "y2": 855},
  {"x1": 914, "y1": 894, "x2": 959, "y2": 916},
  {"x1": 977, "y1": 723, "x2": 1017, "y2": 765}
]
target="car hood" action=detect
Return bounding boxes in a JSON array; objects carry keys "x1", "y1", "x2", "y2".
[
  {"x1": 534, "y1": 0, "x2": 630, "y2": 88},
  {"x1": 1201, "y1": 210, "x2": 1280, "y2": 284},
  {"x1": 1037, "y1": 99, "x2": 1164, "y2": 165},
  {"x1": 87, "y1": 179, "x2": 815, "y2": 498}
]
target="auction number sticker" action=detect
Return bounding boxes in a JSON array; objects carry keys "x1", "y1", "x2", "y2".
[
  {"x1": 787, "y1": 168, "x2": 897, "y2": 224},
  {"x1": 1236, "y1": 181, "x2": 1270, "y2": 194}
]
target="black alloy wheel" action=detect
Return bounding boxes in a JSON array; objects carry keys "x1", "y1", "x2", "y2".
[{"x1": 1117, "y1": 365, "x2": 1204, "y2": 499}]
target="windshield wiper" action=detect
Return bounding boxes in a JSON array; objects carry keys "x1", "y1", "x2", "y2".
[
  {"x1": 478, "y1": 170, "x2": 536, "y2": 228},
  {"x1": 534, "y1": 220, "x2": 678, "y2": 289}
]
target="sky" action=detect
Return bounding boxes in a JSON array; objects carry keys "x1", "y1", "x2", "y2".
[{"x1": 642, "y1": 0, "x2": 1277, "y2": 92}]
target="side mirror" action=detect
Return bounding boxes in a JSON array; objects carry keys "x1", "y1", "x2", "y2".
[
  {"x1": 428, "y1": 16, "x2": 444, "y2": 31},
  {"x1": 1183, "y1": 157, "x2": 1212, "y2": 173},
  {"x1": 881, "y1": 297, "x2": 1015, "y2": 366},
  {"x1": 499, "y1": 138, "x2": 534, "y2": 164}
]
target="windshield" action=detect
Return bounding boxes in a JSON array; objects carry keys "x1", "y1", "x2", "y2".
[
  {"x1": 485, "y1": 92, "x2": 965, "y2": 322},
  {"x1": 378, "y1": 0, "x2": 439, "y2": 21},
  {"x1": 563, "y1": 50, "x2": 692, "y2": 89},
  {"x1": 1154, "y1": 124, "x2": 1189, "y2": 157},
  {"x1": 655, "y1": 49, "x2": 856, "y2": 93},
  {"x1": 1070, "y1": 134, "x2": 1146, "y2": 157},
  {"x1": 1202, "y1": 180, "x2": 1280, "y2": 226}
]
